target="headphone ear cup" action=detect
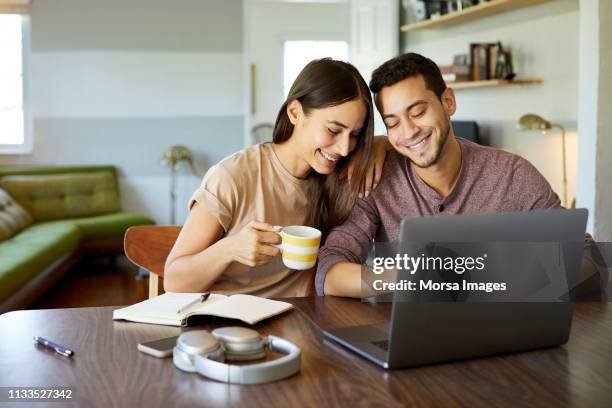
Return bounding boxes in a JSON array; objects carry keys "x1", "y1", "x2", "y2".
[
  {"x1": 173, "y1": 330, "x2": 224, "y2": 372},
  {"x1": 173, "y1": 345, "x2": 197, "y2": 372},
  {"x1": 212, "y1": 327, "x2": 266, "y2": 361}
]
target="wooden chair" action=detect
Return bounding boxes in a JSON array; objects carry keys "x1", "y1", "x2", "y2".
[{"x1": 124, "y1": 225, "x2": 181, "y2": 298}]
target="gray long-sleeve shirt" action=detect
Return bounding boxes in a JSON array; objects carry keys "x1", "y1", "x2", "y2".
[{"x1": 316, "y1": 137, "x2": 607, "y2": 295}]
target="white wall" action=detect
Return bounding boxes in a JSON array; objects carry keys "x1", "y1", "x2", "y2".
[
  {"x1": 31, "y1": 52, "x2": 243, "y2": 118},
  {"x1": 576, "y1": 0, "x2": 598, "y2": 233},
  {"x1": 577, "y1": 0, "x2": 612, "y2": 240},
  {"x1": 402, "y1": 0, "x2": 579, "y2": 209},
  {"x1": 595, "y1": 0, "x2": 612, "y2": 241},
  {"x1": 248, "y1": 1, "x2": 351, "y2": 128}
]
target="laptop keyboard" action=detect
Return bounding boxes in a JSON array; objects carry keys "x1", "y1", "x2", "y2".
[{"x1": 371, "y1": 340, "x2": 389, "y2": 351}]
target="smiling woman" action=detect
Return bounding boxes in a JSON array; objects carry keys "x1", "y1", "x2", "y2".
[{"x1": 162, "y1": 58, "x2": 382, "y2": 298}]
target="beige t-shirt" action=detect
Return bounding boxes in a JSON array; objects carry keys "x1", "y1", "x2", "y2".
[{"x1": 188, "y1": 143, "x2": 316, "y2": 298}]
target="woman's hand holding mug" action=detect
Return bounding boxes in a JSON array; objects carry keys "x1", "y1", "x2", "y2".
[
  {"x1": 229, "y1": 221, "x2": 282, "y2": 267},
  {"x1": 228, "y1": 222, "x2": 322, "y2": 270}
]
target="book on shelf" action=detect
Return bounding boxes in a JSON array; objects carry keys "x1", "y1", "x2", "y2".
[
  {"x1": 470, "y1": 42, "x2": 501, "y2": 81},
  {"x1": 440, "y1": 62, "x2": 471, "y2": 83},
  {"x1": 489, "y1": 45, "x2": 499, "y2": 79}
]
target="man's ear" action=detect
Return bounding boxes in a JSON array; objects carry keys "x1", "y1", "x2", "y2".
[
  {"x1": 286, "y1": 99, "x2": 303, "y2": 125},
  {"x1": 440, "y1": 87, "x2": 457, "y2": 117}
]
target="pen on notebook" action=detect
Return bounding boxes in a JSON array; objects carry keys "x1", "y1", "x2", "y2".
[
  {"x1": 177, "y1": 293, "x2": 210, "y2": 314},
  {"x1": 33, "y1": 336, "x2": 74, "y2": 357}
]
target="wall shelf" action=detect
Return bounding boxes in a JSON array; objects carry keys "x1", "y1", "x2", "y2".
[
  {"x1": 448, "y1": 79, "x2": 542, "y2": 90},
  {"x1": 400, "y1": 0, "x2": 555, "y2": 32}
]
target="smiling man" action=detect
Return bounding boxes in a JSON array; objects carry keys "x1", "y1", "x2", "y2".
[{"x1": 315, "y1": 52, "x2": 607, "y2": 298}]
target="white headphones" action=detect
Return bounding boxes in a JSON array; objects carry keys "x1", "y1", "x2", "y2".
[{"x1": 173, "y1": 327, "x2": 301, "y2": 384}]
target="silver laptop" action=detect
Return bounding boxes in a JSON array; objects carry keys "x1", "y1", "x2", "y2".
[{"x1": 324, "y1": 209, "x2": 588, "y2": 369}]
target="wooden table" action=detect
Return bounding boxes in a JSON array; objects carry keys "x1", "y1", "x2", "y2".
[{"x1": 0, "y1": 298, "x2": 611, "y2": 407}]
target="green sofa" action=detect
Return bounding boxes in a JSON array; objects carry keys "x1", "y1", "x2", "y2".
[{"x1": 0, "y1": 166, "x2": 155, "y2": 313}]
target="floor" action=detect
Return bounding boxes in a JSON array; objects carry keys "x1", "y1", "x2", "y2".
[{"x1": 30, "y1": 256, "x2": 149, "y2": 310}]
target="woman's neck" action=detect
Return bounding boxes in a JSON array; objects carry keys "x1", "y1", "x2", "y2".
[{"x1": 271, "y1": 140, "x2": 311, "y2": 179}]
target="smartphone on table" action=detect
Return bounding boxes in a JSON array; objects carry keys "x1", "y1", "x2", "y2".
[{"x1": 137, "y1": 336, "x2": 179, "y2": 358}]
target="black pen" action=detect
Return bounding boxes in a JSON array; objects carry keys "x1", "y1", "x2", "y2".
[
  {"x1": 33, "y1": 336, "x2": 74, "y2": 357},
  {"x1": 177, "y1": 293, "x2": 210, "y2": 314}
]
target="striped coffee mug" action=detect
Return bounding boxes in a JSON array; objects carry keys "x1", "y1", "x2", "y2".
[{"x1": 278, "y1": 226, "x2": 321, "y2": 270}]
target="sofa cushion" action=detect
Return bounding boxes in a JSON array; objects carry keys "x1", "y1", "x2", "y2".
[
  {"x1": 0, "y1": 172, "x2": 120, "y2": 221},
  {"x1": 46, "y1": 212, "x2": 155, "y2": 240},
  {"x1": 0, "y1": 222, "x2": 81, "y2": 303},
  {"x1": 0, "y1": 188, "x2": 33, "y2": 241}
]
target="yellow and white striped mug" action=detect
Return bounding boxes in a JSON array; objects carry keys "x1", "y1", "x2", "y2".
[{"x1": 277, "y1": 226, "x2": 321, "y2": 270}]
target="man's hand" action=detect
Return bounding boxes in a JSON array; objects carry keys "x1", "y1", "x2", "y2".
[{"x1": 347, "y1": 135, "x2": 391, "y2": 198}]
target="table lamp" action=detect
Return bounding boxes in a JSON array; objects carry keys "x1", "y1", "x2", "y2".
[{"x1": 517, "y1": 114, "x2": 568, "y2": 207}]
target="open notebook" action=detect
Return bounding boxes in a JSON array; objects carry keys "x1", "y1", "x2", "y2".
[{"x1": 112, "y1": 293, "x2": 293, "y2": 327}]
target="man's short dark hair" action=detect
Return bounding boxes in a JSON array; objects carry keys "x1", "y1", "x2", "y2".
[{"x1": 369, "y1": 53, "x2": 447, "y2": 100}]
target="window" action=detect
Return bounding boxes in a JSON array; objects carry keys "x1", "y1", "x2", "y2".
[
  {"x1": 282, "y1": 40, "x2": 349, "y2": 99},
  {"x1": 0, "y1": 14, "x2": 30, "y2": 153}
]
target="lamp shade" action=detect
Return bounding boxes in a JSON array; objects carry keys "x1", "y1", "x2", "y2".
[
  {"x1": 161, "y1": 145, "x2": 194, "y2": 167},
  {"x1": 160, "y1": 145, "x2": 204, "y2": 177},
  {"x1": 517, "y1": 114, "x2": 552, "y2": 132}
]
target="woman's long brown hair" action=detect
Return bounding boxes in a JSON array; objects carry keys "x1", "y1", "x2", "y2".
[{"x1": 272, "y1": 58, "x2": 374, "y2": 235}]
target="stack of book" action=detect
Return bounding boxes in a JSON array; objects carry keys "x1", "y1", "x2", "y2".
[
  {"x1": 470, "y1": 43, "x2": 502, "y2": 81},
  {"x1": 440, "y1": 42, "x2": 514, "y2": 84},
  {"x1": 440, "y1": 54, "x2": 471, "y2": 83}
]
